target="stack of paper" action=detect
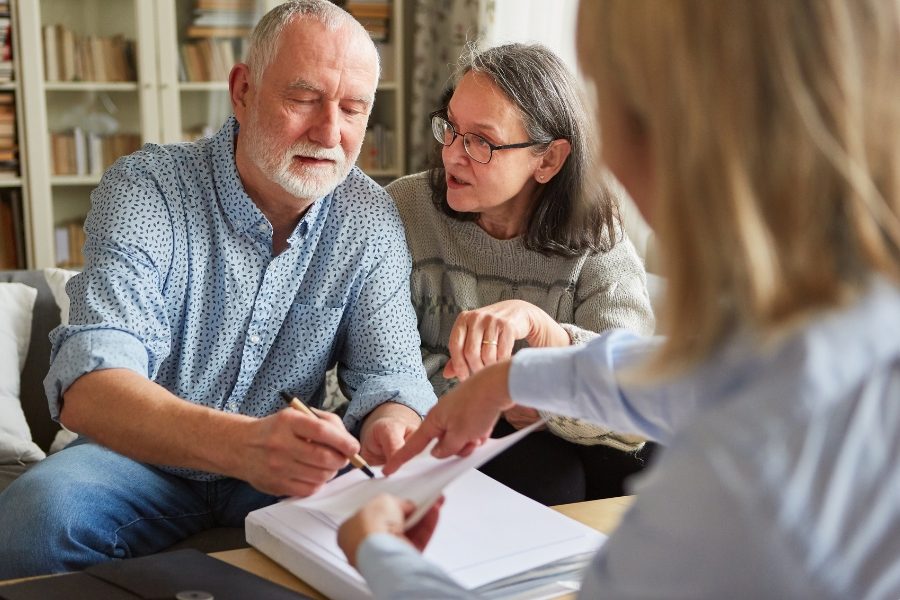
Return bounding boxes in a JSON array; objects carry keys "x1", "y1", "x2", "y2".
[{"x1": 246, "y1": 423, "x2": 606, "y2": 599}]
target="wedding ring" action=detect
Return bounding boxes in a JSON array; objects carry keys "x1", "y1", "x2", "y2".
[{"x1": 481, "y1": 339, "x2": 498, "y2": 346}]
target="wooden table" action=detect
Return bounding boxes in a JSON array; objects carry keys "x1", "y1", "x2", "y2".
[{"x1": 211, "y1": 495, "x2": 634, "y2": 599}]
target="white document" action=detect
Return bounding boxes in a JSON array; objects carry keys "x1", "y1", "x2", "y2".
[
  {"x1": 246, "y1": 421, "x2": 606, "y2": 600},
  {"x1": 296, "y1": 419, "x2": 547, "y2": 527}
]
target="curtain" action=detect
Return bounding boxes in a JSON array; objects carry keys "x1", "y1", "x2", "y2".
[
  {"x1": 406, "y1": 0, "x2": 579, "y2": 173},
  {"x1": 407, "y1": 0, "x2": 487, "y2": 172}
]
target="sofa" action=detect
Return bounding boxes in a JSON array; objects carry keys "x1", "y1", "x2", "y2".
[{"x1": 0, "y1": 269, "x2": 247, "y2": 554}]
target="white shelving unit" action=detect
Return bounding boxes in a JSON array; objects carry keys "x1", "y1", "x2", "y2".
[
  {"x1": 11, "y1": 0, "x2": 406, "y2": 268},
  {"x1": 367, "y1": 0, "x2": 406, "y2": 181}
]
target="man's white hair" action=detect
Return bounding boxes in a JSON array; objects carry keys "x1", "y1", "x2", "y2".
[{"x1": 245, "y1": 0, "x2": 380, "y2": 84}]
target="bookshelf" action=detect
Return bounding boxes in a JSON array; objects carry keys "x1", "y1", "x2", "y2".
[
  {"x1": 0, "y1": 0, "x2": 26, "y2": 269},
  {"x1": 342, "y1": 0, "x2": 405, "y2": 180},
  {"x1": 10, "y1": 0, "x2": 406, "y2": 268}
]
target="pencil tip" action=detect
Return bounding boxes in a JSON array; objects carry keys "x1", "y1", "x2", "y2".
[{"x1": 361, "y1": 465, "x2": 376, "y2": 479}]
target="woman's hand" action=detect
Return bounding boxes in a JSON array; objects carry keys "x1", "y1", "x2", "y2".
[
  {"x1": 384, "y1": 361, "x2": 516, "y2": 475},
  {"x1": 443, "y1": 300, "x2": 569, "y2": 381},
  {"x1": 338, "y1": 494, "x2": 444, "y2": 567},
  {"x1": 502, "y1": 405, "x2": 546, "y2": 430}
]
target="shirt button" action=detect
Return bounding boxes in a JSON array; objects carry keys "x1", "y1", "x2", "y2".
[{"x1": 249, "y1": 334, "x2": 261, "y2": 344}]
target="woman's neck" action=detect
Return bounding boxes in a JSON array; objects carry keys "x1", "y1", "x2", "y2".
[{"x1": 474, "y1": 189, "x2": 536, "y2": 240}]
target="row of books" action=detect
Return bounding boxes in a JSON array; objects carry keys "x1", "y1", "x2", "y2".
[
  {"x1": 187, "y1": 0, "x2": 255, "y2": 39},
  {"x1": 358, "y1": 123, "x2": 395, "y2": 171},
  {"x1": 0, "y1": 1, "x2": 18, "y2": 268},
  {"x1": 49, "y1": 129, "x2": 141, "y2": 177},
  {"x1": 344, "y1": 1, "x2": 391, "y2": 42},
  {"x1": 0, "y1": 8, "x2": 13, "y2": 83},
  {"x1": 42, "y1": 24, "x2": 136, "y2": 82},
  {"x1": 0, "y1": 188, "x2": 24, "y2": 269},
  {"x1": 54, "y1": 220, "x2": 85, "y2": 268},
  {"x1": 179, "y1": 37, "x2": 242, "y2": 82},
  {"x1": 0, "y1": 92, "x2": 17, "y2": 179}
]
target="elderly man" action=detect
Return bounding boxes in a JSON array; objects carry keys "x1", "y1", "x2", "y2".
[{"x1": 0, "y1": 0, "x2": 435, "y2": 577}]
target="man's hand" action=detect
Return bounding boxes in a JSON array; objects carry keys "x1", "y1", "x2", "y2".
[
  {"x1": 61, "y1": 369, "x2": 362, "y2": 498},
  {"x1": 237, "y1": 407, "x2": 360, "y2": 498},
  {"x1": 383, "y1": 361, "x2": 516, "y2": 476},
  {"x1": 359, "y1": 402, "x2": 422, "y2": 465},
  {"x1": 338, "y1": 494, "x2": 444, "y2": 567}
]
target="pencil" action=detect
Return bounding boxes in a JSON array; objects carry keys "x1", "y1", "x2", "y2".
[{"x1": 279, "y1": 391, "x2": 376, "y2": 479}]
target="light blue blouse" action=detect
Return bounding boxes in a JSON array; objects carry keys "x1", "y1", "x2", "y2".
[{"x1": 358, "y1": 277, "x2": 900, "y2": 599}]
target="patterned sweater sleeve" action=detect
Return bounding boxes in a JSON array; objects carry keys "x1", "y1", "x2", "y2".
[{"x1": 541, "y1": 228, "x2": 655, "y2": 450}]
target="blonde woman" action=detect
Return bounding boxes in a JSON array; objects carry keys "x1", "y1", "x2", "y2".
[{"x1": 338, "y1": 0, "x2": 900, "y2": 597}]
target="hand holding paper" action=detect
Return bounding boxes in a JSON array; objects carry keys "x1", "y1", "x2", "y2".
[
  {"x1": 294, "y1": 418, "x2": 547, "y2": 528},
  {"x1": 337, "y1": 494, "x2": 444, "y2": 567},
  {"x1": 384, "y1": 361, "x2": 516, "y2": 475},
  {"x1": 245, "y1": 419, "x2": 605, "y2": 600}
]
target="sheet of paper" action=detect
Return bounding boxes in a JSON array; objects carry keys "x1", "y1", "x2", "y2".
[
  {"x1": 248, "y1": 468, "x2": 604, "y2": 598},
  {"x1": 294, "y1": 418, "x2": 548, "y2": 527},
  {"x1": 246, "y1": 420, "x2": 605, "y2": 599}
]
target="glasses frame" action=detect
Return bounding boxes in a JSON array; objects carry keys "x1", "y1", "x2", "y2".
[{"x1": 430, "y1": 111, "x2": 542, "y2": 164}]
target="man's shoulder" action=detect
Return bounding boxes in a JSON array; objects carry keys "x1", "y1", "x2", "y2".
[
  {"x1": 337, "y1": 166, "x2": 390, "y2": 197},
  {"x1": 332, "y1": 167, "x2": 399, "y2": 220},
  {"x1": 109, "y1": 138, "x2": 211, "y2": 183}
]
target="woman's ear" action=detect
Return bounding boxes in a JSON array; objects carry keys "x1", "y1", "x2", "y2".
[{"x1": 534, "y1": 139, "x2": 572, "y2": 183}]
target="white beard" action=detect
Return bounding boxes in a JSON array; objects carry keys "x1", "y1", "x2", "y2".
[{"x1": 246, "y1": 118, "x2": 359, "y2": 200}]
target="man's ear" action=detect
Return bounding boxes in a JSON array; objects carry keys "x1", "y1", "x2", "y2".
[
  {"x1": 534, "y1": 139, "x2": 572, "y2": 184},
  {"x1": 229, "y1": 63, "x2": 252, "y2": 123}
]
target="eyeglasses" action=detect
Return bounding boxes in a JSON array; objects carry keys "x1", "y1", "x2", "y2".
[{"x1": 430, "y1": 111, "x2": 542, "y2": 164}]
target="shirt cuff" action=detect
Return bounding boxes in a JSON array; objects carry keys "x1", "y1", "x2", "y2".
[
  {"x1": 343, "y1": 375, "x2": 437, "y2": 432},
  {"x1": 509, "y1": 344, "x2": 584, "y2": 415},
  {"x1": 43, "y1": 329, "x2": 150, "y2": 420},
  {"x1": 357, "y1": 534, "x2": 425, "y2": 597}
]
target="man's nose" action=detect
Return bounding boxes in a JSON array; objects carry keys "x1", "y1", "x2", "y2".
[{"x1": 308, "y1": 103, "x2": 341, "y2": 148}]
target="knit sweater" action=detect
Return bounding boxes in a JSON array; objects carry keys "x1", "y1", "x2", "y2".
[{"x1": 387, "y1": 172, "x2": 655, "y2": 451}]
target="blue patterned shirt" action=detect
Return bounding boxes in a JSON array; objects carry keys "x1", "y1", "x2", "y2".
[{"x1": 45, "y1": 116, "x2": 436, "y2": 480}]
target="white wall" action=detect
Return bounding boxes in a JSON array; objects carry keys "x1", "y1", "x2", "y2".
[{"x1": 480, "y1": 0, "x2": 579, "y2": 73}]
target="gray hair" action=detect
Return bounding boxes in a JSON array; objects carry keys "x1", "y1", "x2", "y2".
[
  {"x1": 245, "y1": 0, "x2": 380, "y2": 84},
  {"x1": 430, "y1": 42, "x2": 619, "y2": 256}
]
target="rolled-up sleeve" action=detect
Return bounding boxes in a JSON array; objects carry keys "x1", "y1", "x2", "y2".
[
  {"x1": 43, "y1": 155, "x2": 175, "y2": 419},
  {"x1": 44, "y1": 329, "x2": 149, "y2": 419}
]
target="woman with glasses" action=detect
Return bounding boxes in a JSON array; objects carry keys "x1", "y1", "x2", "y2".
[{"x1": 385, "y1": 42, "x2": 655, "y2": 505}]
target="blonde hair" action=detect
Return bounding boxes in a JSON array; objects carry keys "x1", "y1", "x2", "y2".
[{"x1": 578, "y1": 0, "x2": 900, "y2": 373}]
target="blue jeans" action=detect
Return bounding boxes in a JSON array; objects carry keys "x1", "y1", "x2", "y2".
[{"x1": 0, "y1": 440, "x2": 278, "y2": 578}]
